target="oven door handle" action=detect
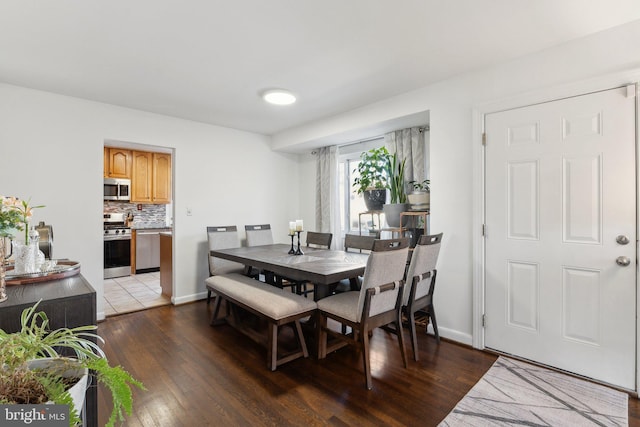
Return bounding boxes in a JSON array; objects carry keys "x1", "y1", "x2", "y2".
[{"x1": 104, "y1": 236, "x2": 132, "y2": 241}]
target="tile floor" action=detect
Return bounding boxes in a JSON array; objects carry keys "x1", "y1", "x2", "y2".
[{"x1": 103, "y1": 272, "x2": 171, "y2": 317}]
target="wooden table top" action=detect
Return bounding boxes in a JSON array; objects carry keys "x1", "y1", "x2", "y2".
[{"x1": 210, "y1": 244, "x2": 368, "y2": 286}]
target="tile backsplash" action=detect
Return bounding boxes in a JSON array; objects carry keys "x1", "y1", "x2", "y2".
[{"x1": 104, "y1": 202, "x2": 171, "y2": 228}]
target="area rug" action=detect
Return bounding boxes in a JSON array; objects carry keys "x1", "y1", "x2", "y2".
[{"x1": 439, "y1": 356, "x2": 628, "y2": 426}]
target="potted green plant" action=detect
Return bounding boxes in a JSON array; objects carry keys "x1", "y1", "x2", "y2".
[
  {"x1": 353, "y1": 147, "x2": 389, "y2": 211},
  {"x1": 382, "y1": 152, "x2": 410, "y2": 227},
  {"x1": 407, "y1": 179, "x2": 430, "y2": 209},
  {"x1": 0, "y1": 301, "x2": 145, "y2": 427}
]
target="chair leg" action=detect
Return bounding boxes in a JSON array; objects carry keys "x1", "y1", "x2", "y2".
[
  {"x1": 408, "y1": 310, "x2": 419, "y2": 362},
  {"x1": 428, "y1": 305, "x2": 440, "y2": 344},
  {"x1": 361, "y1": 328, "x2": 373, "y2": 390},
  {"x1": 395, "y1": 313, "x2": 408, "y2": 368},
  {"x1": 206, "y1": 289, "x2": 212, "y2": 304}
]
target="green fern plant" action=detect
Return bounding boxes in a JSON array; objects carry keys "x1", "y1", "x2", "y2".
[{"x1": 0, "y1": 301, "x2": 145, "y2": 427}]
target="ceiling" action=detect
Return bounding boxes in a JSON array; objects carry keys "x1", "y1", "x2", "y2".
[{"x1": 1, "y1": 1, "x2": 639, "y2": 138}]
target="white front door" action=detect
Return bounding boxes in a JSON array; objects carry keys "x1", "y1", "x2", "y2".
[{"x1": 484, "y1": 86, "x2": 636, "y2": 389}]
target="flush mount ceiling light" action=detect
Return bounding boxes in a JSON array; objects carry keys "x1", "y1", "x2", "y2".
[{"x1": 261, "y1": 89, "x2": 296, "y2": 105}]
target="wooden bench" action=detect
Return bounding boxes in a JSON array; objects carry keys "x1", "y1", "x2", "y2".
[{"x1": 205, "y1": 273, "x2": 317, "y2": 371}]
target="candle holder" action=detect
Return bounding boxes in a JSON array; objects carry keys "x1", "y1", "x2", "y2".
[
  {"x1": 288, "y1": 234, "x2": 295, "y2": 254},
  {"x1": 294, "y1": 230, "x2": 304, "y2": 255}
]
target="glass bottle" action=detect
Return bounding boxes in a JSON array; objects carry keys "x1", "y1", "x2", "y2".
[{"x1": 29, "y1": 227, "x2": 45, "y2": 271}]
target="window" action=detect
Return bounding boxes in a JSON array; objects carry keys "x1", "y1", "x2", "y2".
[{"x1": 338, "y1": 138, "x2": 386, "y2": 236}]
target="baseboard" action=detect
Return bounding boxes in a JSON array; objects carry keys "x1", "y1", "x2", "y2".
[
  {"x1": 433, "y1": 325, "x2": 473, "y2": 346},
  {"x1": 172, "y1": 291, "x2": 207, "y2": 305}
]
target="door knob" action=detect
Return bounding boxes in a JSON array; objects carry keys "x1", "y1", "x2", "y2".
[
  {"x1": 616, "y1": 235, "x2": 630, "y2": 245},
  {"x1": 616, "y1": 256, "x2": 631, "y2": 267}
]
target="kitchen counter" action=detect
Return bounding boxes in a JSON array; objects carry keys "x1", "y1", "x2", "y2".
[
  {"x1": 159, "y1": 233, "x2": 172, "y2": 296},
  {"x1": 132, "y1": 228, "x2": 171, "y2": 273}
]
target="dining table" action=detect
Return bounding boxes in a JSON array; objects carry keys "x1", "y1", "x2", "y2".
[{"x1": 209, "y1": 243, "x2": 369, "y2": 300}]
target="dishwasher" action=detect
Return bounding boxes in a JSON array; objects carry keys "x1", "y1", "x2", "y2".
[{"x1": 135, "y1": 230, "x2": 161, "y2": 273}]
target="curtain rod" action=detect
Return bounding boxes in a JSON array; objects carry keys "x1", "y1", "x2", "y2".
[
  {"x1": 338, "y1": 125, "x2": 429, "y2": 149},
  {"x1": 338, "y1": 135, "x2": 384, "y2": 149}
]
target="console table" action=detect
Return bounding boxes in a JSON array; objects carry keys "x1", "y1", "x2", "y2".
[{"x1": 0, "y1": 275, "x2": 97, "y2": 427}]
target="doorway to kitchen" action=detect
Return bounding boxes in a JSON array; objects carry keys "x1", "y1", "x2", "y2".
[{"x1": 103, "y1": 140, "x2": 175, "y2": 317}]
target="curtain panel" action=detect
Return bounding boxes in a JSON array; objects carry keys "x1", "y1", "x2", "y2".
[
  {"x1": 384, "y1": 127, "x2": 426, "y2": 185},
  {"x1": 315, "y1": 146, "x2": 341, "y2": 249}
]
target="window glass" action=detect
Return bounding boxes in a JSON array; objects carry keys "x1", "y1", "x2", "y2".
[{"x1": 338, "y1": 139, "x2": 386, "y2": 237}]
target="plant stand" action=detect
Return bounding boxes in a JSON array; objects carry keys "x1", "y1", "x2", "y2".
[{"x1": 358, "y1": 210, "x2": 383, "y2": 237}]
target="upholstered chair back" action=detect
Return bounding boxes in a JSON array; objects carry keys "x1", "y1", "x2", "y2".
[
  {"x1": 207, "y1": 226, "x2": 243, "y2": 276},
  {"x1": 403, "y1": 233, "x2": 443, "y2": 305},
  {"x1": 245, "y1": 224, "x2": 274, "y2": 247},
  {"x1": 358, "y1": 238, "x2": 409, "y2": 318}
]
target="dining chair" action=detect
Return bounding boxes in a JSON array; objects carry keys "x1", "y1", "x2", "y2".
[
  {"x1": 402, "y1": 233, "x2": 442, "y2": 360},
  {"x1": 245, "y1": 224, "x2": 275, "y2": 282},
  {"x1": 306, "y1": 231, "x2": 333, "y2": 249},
  {"x1": 206, "y1": 226, "x2": 245, "y2": 304},
  {"x1": 245, "y1": 224, "x2": 274, "y2": 246},
  {"x1": 344, "y1": 234, "x2": 376, "y2": 253},
  {"x1": 316, "y1": 237, "x2": 410, "y2": 390}
]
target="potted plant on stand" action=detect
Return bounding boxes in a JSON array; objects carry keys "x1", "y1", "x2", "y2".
[
  {"x1": 408, "y1": 179, "x2": 430, "y2": 210},
  {"x1": 383, "y1": 152, "x2": 410, "y2": 227},
  {"x1": 353, "y1": 147, "x2": 390, "y2": 211},
  {"x1": 0, "y1": 301, "x2": 145, "y2": 427}
]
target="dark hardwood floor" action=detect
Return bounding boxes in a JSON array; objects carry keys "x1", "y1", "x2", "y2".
[{"x1": 97, "y1": 301, "x2": 640, "y2": 426}]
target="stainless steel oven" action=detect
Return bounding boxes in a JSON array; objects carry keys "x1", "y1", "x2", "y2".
[{"x1": 103, "y1": 213, "x2": 131, "y2": 279}]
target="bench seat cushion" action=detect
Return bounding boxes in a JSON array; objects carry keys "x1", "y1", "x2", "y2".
[{"x1": 206, "y1": 273, "x2": 317, "y2": 320}]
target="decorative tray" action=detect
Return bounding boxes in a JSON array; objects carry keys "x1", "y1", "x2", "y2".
[{"x1": 4, "y1": 260, "x2": 81, "y2": 285}]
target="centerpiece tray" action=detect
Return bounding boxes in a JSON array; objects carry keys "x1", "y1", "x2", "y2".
[{"x1": 4, "y1": 260, "x2": 81, "y2": 285}]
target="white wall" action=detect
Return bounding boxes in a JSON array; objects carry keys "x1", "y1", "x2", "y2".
[
  {"x1": 281, "y1": 20, "x2": 640, "y2": 345},
  {"x1": 0, "y1": 84, "x2": 301, "y2": 319}
]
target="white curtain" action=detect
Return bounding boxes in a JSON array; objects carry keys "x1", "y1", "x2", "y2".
[
  {"x1": 384, "y1": 127, "x2": 426, "y2": 185},
  {"x1": 315, "y1": 146, "x2": 341, "y2": 249}
]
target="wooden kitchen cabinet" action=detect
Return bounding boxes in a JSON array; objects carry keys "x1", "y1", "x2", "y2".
[
  {"x1": 153, "y1": 153, "x2": 172, "y2": 203},
  {"x1": 131, "y1": 150, "x2": 172, "y2": 204},
  {"x1": 131, "y1": 150, "x2": 153, "y2": 203},
  {"x1": 104, "y1": 147, "x2": 109, "y2": 177},
  {"x1": 105, "y1": 148, "x2": 132, "y2": 179}
]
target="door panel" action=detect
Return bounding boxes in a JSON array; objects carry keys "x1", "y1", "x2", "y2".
[{"x1": 485, "y1": 87, "x2": 636, "y2": 389}]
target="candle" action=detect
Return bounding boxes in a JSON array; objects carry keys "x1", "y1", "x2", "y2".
[
  {"x1": 295, "y1": 219, "x2": 303, "y2": 231},
  {"x1": 288, "y1": 221, "x2": 296, "y2": 235}
]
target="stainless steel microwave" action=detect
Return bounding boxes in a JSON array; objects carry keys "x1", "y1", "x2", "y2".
[{"x1": 104, "y1": 178, "x2": 131, "y2": 201}]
